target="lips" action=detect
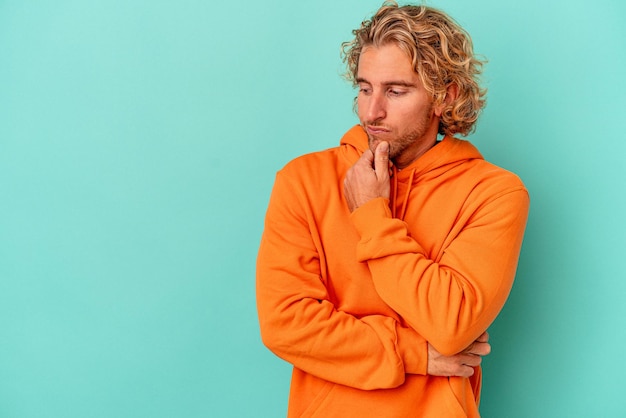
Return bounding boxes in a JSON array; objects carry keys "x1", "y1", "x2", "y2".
[{"x1": 365, "y1": 125, "x2": 389, "y2": 136}]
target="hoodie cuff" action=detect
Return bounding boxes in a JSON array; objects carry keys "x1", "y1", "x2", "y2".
[
  {"x1": 396, "y1": 325, "x2": 428, "y2": 375},
  {"x1": 350, "y1": 197, "x2": 392, "y2": 233},
  {"x1": 349, "y1": 197, "x2": 393, "y2": 257},
  {"x1": 350, "y1": 197, "x2": 424, "y2": 262}
]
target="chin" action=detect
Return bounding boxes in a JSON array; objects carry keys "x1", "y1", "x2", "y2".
[{"x1": 368, "y1": 138, "x2": 380, "y2": 153}]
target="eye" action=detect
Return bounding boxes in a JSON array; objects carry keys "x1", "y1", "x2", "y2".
[
  {"x1": 388, "y1": 89, "x2": 406, "y2": 97},
  {"x1": 358, "y1": 86, "x2": 372, "y2": 95}
]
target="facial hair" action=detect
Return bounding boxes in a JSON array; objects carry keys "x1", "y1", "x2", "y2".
[{"x1": 364, "y1": 102, "x2": 434, "y2": 166}]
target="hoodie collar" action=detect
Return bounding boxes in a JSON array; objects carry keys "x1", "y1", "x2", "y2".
[{"x1": 340, "y1": 124, "x2": 484, "y2": 182}]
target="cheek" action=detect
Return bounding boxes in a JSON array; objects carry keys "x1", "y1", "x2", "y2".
[
  {"x1": 397, "y1": 109, "x2": 418, "y2": 127},
  {"x1": 404, "y1": 103, "x2": 433, "y2": 124},
  {"x1": 356, "y1": 96, "x2": 366, "y2": 119}
]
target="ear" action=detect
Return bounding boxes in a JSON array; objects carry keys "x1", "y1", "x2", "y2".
[{"x1": 434, "y1": 83, "x2": 459, "y2": 117}]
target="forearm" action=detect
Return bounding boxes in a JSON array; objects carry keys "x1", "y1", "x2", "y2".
[
  {"x1": 256, "y1": 172, "x2": 429, "y2": 389},
  {"x1": 256, "y1": 279, "x2": 428, "y2": 389},
  {"x1": 350, "y1": 192, "x2": 529, "y2": 355},
  {"x1": 367, "y1": 254, "x2": 497, "y2": 355}
]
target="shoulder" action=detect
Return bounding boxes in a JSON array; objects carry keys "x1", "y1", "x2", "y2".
[
  {"x1": 472, "y1": 157, "x2": 525, "y2": 184},
  {"x1": 463, "y1": 160, "x2": 529, "y2": 215},
  {"x1": 278, "y1": 146, "x2": 344, "y2": 179},
  {"x1": 474, "y1": 159, "x2": 526, "y2": 192}
]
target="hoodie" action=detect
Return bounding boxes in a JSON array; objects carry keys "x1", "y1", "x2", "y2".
[{"x1": 256, "y1": 125, "x2": 529, "y2": 417}]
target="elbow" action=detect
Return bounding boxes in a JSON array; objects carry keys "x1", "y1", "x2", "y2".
[
  {"x1": 430, "y1": 337, "x2": 470, "y2": 357},
  {"x1": 426, "y1": 313, "x2": 486, "y2": 356},
  {"x1": 258, "y1": 312, "x2": 283, "y2": 354},
  {"x1": 259, "y1": 327, "x2": 282, "y2": 355},
  {"x1": 428, "y1": 323, "x2": 489, "y2": 356},
  {"x1": 258, "y1": 306, "x2": 297, "y2": 357}
]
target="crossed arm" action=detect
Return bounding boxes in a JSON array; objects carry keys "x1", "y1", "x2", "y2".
[
  {"x1": 344, "y1": 140, "x2": 491, "y2": 376},
  {"x1": 256, "y1": 142, "x2": 515, "y2": 389},
  {"x1": 428, "y1": 331, "x2": 490, "y2": 377}
]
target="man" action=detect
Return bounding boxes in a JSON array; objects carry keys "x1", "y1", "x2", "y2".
[{"x1": 256, "y1": 2, "x2": 529, "y2": 417}]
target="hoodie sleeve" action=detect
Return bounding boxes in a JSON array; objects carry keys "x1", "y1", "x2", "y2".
[
  {"x1": 256, "y1": 169, "x2": 428, "y2": 390},
  {"x1": 350, "y1": 187, "x2": 529, "y2": 356}
]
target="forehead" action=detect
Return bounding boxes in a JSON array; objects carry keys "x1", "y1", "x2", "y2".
[{"x1": 357, "y1": 44, "x2": 417, "y2": 82}]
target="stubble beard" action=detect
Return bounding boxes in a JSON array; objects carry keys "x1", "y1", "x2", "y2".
[{"x1": 365, "y1": 114, "x2": 432, "y2": 165}]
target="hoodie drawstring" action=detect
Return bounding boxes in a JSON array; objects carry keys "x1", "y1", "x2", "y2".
[
  {"x1": 390, "y1": 167, "x2": 416, "y2": 221},
  {"x1": 391, "y1": 168, "x2": 398, "y2": 219}
]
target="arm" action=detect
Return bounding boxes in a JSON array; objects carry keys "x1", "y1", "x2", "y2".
[
  {"x1": 428, "y1": 331, "x2": 491, "y2": 377},
  {"x1": 256, "y1": 168, "x2": 427, "y2": 390},
  {"x1": 345, "y1": 142, "x2": 529, "y2": 355}
]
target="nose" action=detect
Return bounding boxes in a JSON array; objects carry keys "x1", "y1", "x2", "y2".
[{"x1": 361, "y1": 92, "x2": 386, "y2": 122}]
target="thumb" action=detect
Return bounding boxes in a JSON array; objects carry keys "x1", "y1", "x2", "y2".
[{"x1": 374, "y1": 141, "x2": 390, "y2": 180}]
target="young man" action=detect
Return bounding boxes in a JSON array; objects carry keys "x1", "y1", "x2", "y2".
[{"x1": 256, "y1": 2, "x2": 529, "y2": 417}]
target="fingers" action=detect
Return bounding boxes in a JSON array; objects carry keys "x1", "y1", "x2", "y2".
[
  {"x1": 373, "y1": 141, "x2": 390, "y2": 180},
  {"x1": 463, "y1": 332, "x2": 491, "y2": 356},
  {"x1": 343, "y1": 142, "x2": 391, "y2": 212},
  {"x1": 459, "y1": 353, "x2": 483, "y2": 368},
  {"x1": 427, "y1": 334, "x2": 493, "y2": 378},
  {"x1": 458, "y1": 366, "x2": 477, "y2": 378},
  {"x1": 428, "y1": 343, "x2": 481, "y2": 378},
  {"x1": 464, "y1": 341, "x2": 491, "y2": 356},
  {"x1": 356, "y1": 148, "x2": 374, "y2": 169},
  {"x1": 448, "y1": 352, "x2": 484, "y2": 377}
]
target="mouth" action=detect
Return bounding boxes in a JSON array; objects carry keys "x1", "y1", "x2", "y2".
[{"x1": 365, "y1": 125, "x2": 389, "y2": 136}]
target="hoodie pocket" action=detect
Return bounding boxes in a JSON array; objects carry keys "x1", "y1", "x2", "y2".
[
  {"x1": 298, "y1": 381, "x2": 335, "y2": 418},
  {"x1": 441, "y1": 377, "x2": 471, "y2": 418}
]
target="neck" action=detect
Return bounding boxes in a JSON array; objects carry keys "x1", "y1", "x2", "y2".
[{"x1": 393, "y1": 132, "x2": 439, "y2": 170}]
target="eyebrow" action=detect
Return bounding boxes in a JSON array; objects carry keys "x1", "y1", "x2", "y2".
[{"x1": 356, "y1": 77, "x2": 417, "y2": 88}]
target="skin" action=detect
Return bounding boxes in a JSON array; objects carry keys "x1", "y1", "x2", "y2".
[
  {"x1": 343, "y1": 43, "x2": 490, "y2": 377},
  {"x1": 356, "y1": 43, "x2": 443, "y2": 170},
  {"x1": 428, "y1": 331, "x2": 491, "y2": 377}
]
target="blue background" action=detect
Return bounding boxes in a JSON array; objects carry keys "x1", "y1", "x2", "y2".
[{"x1": 1, "y1": 0, "x2": 625, "y2": 416}]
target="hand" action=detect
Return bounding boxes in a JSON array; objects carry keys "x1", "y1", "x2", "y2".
[
  {"x1": 427, "y1": 332, "x2": 491, "y2": 377},
  {"x1": 344, "y1": 141, "x2": 391, "y2": 212}
]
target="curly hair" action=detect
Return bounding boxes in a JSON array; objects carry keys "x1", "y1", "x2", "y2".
[{"x1": 341, "y1": 1, "x2": 486, "y2": 136}]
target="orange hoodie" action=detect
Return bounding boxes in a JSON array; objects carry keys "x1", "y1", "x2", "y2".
[{"x1": 257, "y1": 125, "x2": 529, "y2": 417}]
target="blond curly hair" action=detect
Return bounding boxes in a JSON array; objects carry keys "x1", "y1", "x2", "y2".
[{"x1": 341, "y1": 1, "x2": 486, "y2": 136}]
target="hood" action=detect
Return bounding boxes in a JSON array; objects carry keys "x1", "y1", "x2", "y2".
[
  {"x1": 339, "y1": 124, "x2": 484, "y2": 183},
  {"x1": 339, "y1": 124, "x2": 485, "y2": 220}
]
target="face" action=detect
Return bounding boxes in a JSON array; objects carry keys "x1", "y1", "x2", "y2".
[{"x1": 357, "y1": 43, "x2": 444, "y2": 169}]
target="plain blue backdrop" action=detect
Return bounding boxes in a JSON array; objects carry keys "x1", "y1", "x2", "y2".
[{"x1": 1, "y1": 0, "x2": 625, "y2": 416}]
